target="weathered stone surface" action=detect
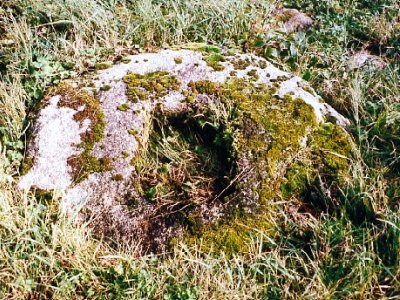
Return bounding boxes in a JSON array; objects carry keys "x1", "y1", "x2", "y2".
[
  {"x1": 278, "y1": 8, "x2": 313, "y2": 33},
  {"x1": 19, "y1": 45, "x2": 351, "y2": 253}
]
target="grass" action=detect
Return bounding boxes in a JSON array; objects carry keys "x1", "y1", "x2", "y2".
[{"x1": 0, "y1": 0, "x2": 400, "y2": 298}]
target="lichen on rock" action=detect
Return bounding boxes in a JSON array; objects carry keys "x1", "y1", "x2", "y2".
[{"x1": 19, "y1": 44, "x2": 352, "y2": 255}]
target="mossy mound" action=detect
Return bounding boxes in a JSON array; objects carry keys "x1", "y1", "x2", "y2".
[
  {"x1": 19, "y1": 46, "x2": 352, "y2": 255},
  {"x1": 166, "y1": 78, "x2": 352, "y2": 256}
]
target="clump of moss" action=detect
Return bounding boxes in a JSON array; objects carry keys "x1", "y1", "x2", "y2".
[
  {"x1": 188, "y1": 80, "x2": 218, "y2": 95},
  {"x1": 270, "y1": 75, "x2": 290, "y2": 83},
  {"x1": 123, "y1": 71, "x2": 181, "y2": 102},
  {"x1": 281, "y1": 163, "x2": 309, "y2": 198},
  {"x1": 203, "y1": 53, "x2": 225, "y2": 71},
  {"x1": 311, "y1": 122, "x2": 352, "y2": 178},
  {"x1": 280, "y1": 122, "x2": 352, "y2": 200},
  {"x1": 80, "y1": 155, "x2": 112, "y2": 176},
  {"x1": 186, "y1": 95, "x2": 196, "y2": 104},
  {"x1": 128, "y1": 128, "x2": 138, "y2": 136},
  {"x1": 258, "y1": 60, "x2": 267, "y2": 69},
  {"x1": 247, "y1": 69, "x2": 260, "y2": 81},
  {"x1": 182, "y1": 208, "x2": 277, "y2": 257},
  {"x1": 100, "y1": 84, "x2": 112, "y2": 92},
  {"x1": 231, "y1": 57, "x2": 251, "y2": 70},
  {"x1": 95, "y1": 62, "x2": 112, "y2": 70},
  {"x1": 112, "y1": 174, "x2": 124, "y2": 181},
  {"x1": 47, "y1": 83, "x2": 107, "y2": 182},
  {"x1": 117, "y1": 103, "x2": 130, "y2": 112},
  {"x1": 20, "y1": 156, "x2": 34, "y2": 176},
  {"x1": 302, "y1": 86, "x2": 315, "y2": 95},
  {"x1": 174, "y1": 57, "x2": 183, "y2": 64},
  {"x1": 179, "y1": 43, "x2": 226, "y2": 71}
]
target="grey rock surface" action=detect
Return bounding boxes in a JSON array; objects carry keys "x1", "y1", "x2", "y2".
[
  {"x1": 348, "y1": 51, "x2": 387, "y2": 70},
  {"x1": 278, "y1": 8, "x2": 313, "y2": 33}
]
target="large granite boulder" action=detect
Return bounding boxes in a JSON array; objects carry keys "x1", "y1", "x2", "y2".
[{"x1": 19, "y1": 44, "x2": 352, "y2": 254}]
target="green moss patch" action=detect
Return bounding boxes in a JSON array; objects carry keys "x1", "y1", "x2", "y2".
[
  {"x1": 203, "y1": 53, "x2": 226, "y2": 71},
  {"x1": 280, "y1": 122, "x2": 352, "y2": 201},
  {"x1": 100, "y1": 84, "x2": 112, "y2": 92},
  {"x1": 117, "y1": 103, "x2": 130, "y2": 112},
  {"x1": 123, "y1": 71, "x2": 181, "y2": 102},
  {"x1": 20, "y1": 156, "x2": 34, "y2": 176},
  {"x1": 95, "y1": 62, "x2": 112, "y2": 70},
  {"x1": 123, "y1": 76, "x2": 324, "y2": 254},
  {"x1": 231, "y1": 57, "x2": 252, "y2": 70},
  {"x1": 172, "y1": 79, "x2": 351, "y2": 255},
  {"x1": 281, "y1": 163, "x2": 310, "y2": 198},
  {"x1": 247, "y1": 69, "x2": 260, "y2": 80},
  {"x1": 174, "y1": 57, "x2": 183, "y2": 64},
  {"x1": 177, "y1": 43, "x2": 226, "y2": 71},
  {"x1": 311, "y1": 122, "x2": 352, "y2": 176}
]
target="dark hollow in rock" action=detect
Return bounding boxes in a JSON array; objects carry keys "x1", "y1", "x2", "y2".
[{"x1": 125, "y1": 109, "x2": 238, "y2": 252}]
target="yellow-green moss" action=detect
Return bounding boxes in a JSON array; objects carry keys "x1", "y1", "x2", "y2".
[
  {"x1": 311, "y1": 122, "x2": 352, "y2": 178},
  {"x1": 123, "y1": 71, "x2": 181, "y2": 102},
  {"x1": 100, "y1": 84, "x2": 112, "y2": 92},
  {"x1": 182, "y1": 210, "x2": 276, "y2": 257},
  {"x1": 176, "y1": 43, "x2": 226, "y2": 71},
  {"x1": 258, "y1": 60, "x2": 267, "y2": 69},
  {"x1": 117, "y1": 103, "x2": 130, "y2": 112},
  {"x1": 281, "y1": 163, "x2": 310, "y2": 198},
  {"x1": 95, "y1": 62, "x2": 112, "y2": 70},
  {"x1": 302, "y1": 86, "x2": 315, "y2": 95},
  {"x1": 203, "y1": 53, "x2": 225, "y2": 71},
  {"x1": 270, "y1": 75, "x2": 290, "y2": 83},
  {"x1": 280, "y1": 122, "x2": 352, "y2": 199},
  {"x1": 128, "y1": 128, "x2": 138, "y2": 136},
  {"x1": 174, "y1": 57, "x2": 183, "y2": 64},
  {"x1": 188, "y1": 80, "x2": 218, "y2": 95},
  {"x1": 82, "y1": 155, "x2": 112, "y2": 175},
  {"x1": 247, "y1": 69, "x2": 260, "y2": 81},
  {"x1": 178, "y1": 78, "x2": 321, "y2": 252},
  {"x1": 186, "y1": 95, "x2": 196, "y2": 104},
  {"x1": 231, "y1": 57, "x2": 251, "y2": 70},
  {"x1": 20, "y1": 156, "x2": 34, "y2": 176},
  {"x1": 178, "y1": 76, "x2": 352, "y2": 255}
]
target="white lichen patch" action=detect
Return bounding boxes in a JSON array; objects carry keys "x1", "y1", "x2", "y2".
[{"x1": 19, "y1": 95, "x2": 90, "y2": 190}]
